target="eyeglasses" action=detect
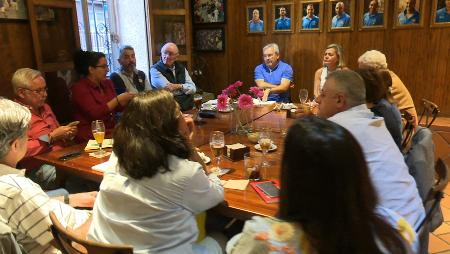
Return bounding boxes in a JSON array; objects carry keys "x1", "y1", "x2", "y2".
[
  {"x1": 20, "y1": 87, "x2": 48, "y2": 95},
  {"x1": 95, "y1": 64, "x2": 109, "y2": 69}
]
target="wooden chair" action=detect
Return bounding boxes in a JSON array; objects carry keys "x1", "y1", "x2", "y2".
[
  {"x1": 418, "y1": 99, "x2": 440, "y2": 128},
  {"x1": 49, "y1": 212, "x2": 133, "y2": 254},
  {"x1": 401, "y1": 110, "x2": 415, "y2": 154},
  {"x1": 416, "y1": 158, "x2": 449, "y2": 233}
]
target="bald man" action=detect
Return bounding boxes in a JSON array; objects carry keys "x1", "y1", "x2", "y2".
[
  {"x1": 150, "y1": 42, "x2": 197, "y2": 111},
  {"x1": 331, "y1": 2, "x2": 350, "y2": 27}
]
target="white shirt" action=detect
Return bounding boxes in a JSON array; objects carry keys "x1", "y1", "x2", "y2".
[
  {"x1": 88, "y1": 153, "x2": 224, "y2": 254},
  {"x1": 328, "y1": 104, "x2": 425, "y2": 228},
  {"x1": 0, "y1": 164, "x2": 90, "y2": 254}
]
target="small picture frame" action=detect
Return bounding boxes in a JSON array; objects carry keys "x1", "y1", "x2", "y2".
[
  {"x1": 0, "y1": 0, "x2": 27, "y2": 20},
  {"x1": 247, "y1": 4, "x2": 266, "y2": 34},
  {"x1": 273, "y1": 2, "x2": 294, "y2": 33},
  {"x1": 431, "y1": 0, "x2": 450, "y2": 27},
  {"x1": 192, "y1": 0, "x2": 226, "y2": 24},
  {"x1": 359, "y1": 0, "x2": 388, "y2": 30},
  {"x1": 328, "y1": 0, "x2": 355, "y2": 32},
  {"x1": 194, "y1": 28, "x2": 225, "y2": 52},
  {"x1": 393, "y1": 0, "x2": 424, "y2": 29},
  {"x1": 299, "y1": 0, "x2": 323, "y2": 32}
]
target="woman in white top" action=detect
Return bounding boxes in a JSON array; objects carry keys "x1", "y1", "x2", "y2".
[
  {"x1": 88, "y1": 90, "x2": 224, "y2": 254},
  {"x1": 313, "y1": 44, "x2": 348, "y2": 98}
]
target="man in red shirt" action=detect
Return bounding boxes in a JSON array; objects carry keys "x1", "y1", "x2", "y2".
[{"x1": 12, "y1": 68, "x2": 77, "y2": 190}]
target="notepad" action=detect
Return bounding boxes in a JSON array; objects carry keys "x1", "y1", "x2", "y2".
[
  {"x1": 84, "y1": 139, "x2": 113, "y2": 151},
  {"x1": 221, "y1": 180, "x2": 249, "y2": 190}
]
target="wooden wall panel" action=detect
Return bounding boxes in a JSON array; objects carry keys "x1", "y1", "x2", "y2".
[
  {"x1": 194, "y1": 0, "x2": 450, "y2": 115},
  {"x1": 0, "y1": 21, "x2": 35, "y2": 99}
]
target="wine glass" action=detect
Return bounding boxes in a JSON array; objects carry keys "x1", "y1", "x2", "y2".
[
  {"x1": 298, "y1": 89, "x2": 308, "y2": 104},
  {"x1": 193, "y1": 94, "x2": 203, "y2": 122},
  {"x1": 91, "y1": 120, "x2": 106, "y2": 156},
  {"x1": 210, "y1": 131, "x2": 225, "y2": 172},
  {"x1": 258, "y1": 131, "x2": 272, "y2": 167}
]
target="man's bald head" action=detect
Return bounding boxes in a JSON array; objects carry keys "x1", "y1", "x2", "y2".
[{"x1": 161, "y1": 42, "x2": 179, "y2": 67}]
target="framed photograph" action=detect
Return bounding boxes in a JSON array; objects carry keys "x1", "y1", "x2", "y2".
[
  {"x1": 35, "y1": 6, "x2": 55, "y2": 21},
  {"x1": 359, "y1": 0, "x2": 387, "y2": 30},
  {"x1": 0, "y1": 0, "x2": 27, "y2": 20},
  {"x1": 247, "y1": 4, "x2": 266, "y2": 34},
  {"x1": 273, "y1": 2, "x2": 294, "y2": 33},
  {"x1": 299, "y1": 0, "x2": 323, "y2": 32},
  {"x1": 393, "y1": 0, "x2": 424, "y2": 28},
  {"x1": 192, "y1": 0, "x2": 226, "y2": 24},
  {"x1": 328, "y1": 0, "x2": 355, "y2": 32},
  {"x1": 194, "y1": 28, "x2": 225, "y2": 51},
  {"x1": 431, "y1": 0, "x2": 450, "y2": 27}
]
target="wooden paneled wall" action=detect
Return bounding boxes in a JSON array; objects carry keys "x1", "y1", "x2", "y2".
[
  {"x1": 0, "y1": 21, "x2": 35, "y2": 98},
  {"x1": 194, "y1": 0, "x2": 450, "y2": 115}
]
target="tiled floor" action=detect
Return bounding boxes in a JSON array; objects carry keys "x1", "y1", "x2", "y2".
[{"x1": 428, "y1": 117, "x2": 450, "y2": 254}]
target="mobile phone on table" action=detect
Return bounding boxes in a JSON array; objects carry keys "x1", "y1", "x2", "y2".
[
  {"x1": 67, "y1": 121, "x2": 80, "y2": 127},
  {"x1": 255, "y1": 181, "x2": 280, "y2": 198},
  {"x1": 58, "y1": 151, "x2": 81, "y2": 161}
]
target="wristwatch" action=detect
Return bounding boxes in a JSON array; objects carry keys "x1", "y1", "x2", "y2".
[{"x1": 64, "y1": 194, "x2": 70, "y2": 205}]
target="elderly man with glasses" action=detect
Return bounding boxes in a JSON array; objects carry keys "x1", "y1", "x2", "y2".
[
  {"x1": 12, "y1": 68, "x2": 77, "y2": 191},
  {"x1": 150, "y1": 42, "x2": 197, "y2": 111}
]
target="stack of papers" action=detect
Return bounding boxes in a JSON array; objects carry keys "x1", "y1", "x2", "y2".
[
  {"x1": 220, "y1": 180, "x2": 249, "y2": 190},
  {"x1": 84, "y1": 139, "x2": 114, "y2": 151}
]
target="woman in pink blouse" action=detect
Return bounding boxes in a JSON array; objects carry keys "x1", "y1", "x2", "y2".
[{"x1": 71, "y1": 50, "x2": 134, "y2": 142}]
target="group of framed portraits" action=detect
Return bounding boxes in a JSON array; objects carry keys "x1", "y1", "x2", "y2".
[{"x1": 246, "y1": 0, "x2": 450, "y2": 34}]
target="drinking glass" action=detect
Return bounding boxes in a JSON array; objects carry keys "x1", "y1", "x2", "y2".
[
  {"x1": 210, "y1": 131, "x2": 225, "y2": 172},
  {"x1": 298, "y1": 89, "x2": 308, "y2": 104},
  {"x1": 194, "y1": 94, "x2": 203, "y2": 122},
  {"x1": 91, "y1": 120, "x2": 106, "y2": 156},
  {"x1": 258, "y1": 131, "x2": 272, "y2": 167},
  {"x1": 244, "y1": 152, "x2": 261, "y2": 181}
]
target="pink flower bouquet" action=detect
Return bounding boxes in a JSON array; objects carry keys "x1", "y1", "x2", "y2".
[{"x1": 217, "y1": 81, "x2": 264, "y2": 111}]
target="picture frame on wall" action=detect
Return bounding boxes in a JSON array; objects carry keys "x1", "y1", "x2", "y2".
[
  {"x1": 247, "y1": 4, "x2": 266, "y2": 34},
  {"x1": 192, "y1": 0, "x2": 226, "y2": 24},
  {"x1": 359, "y1": 0, "x2": 388, "y2": 30},
  {"x1": 393, "y1": 0, "x2": 424, "y2": 29},
  {"x1": 299, "y1": 0, "x2": 323, "y2": 32},
  {"x1": 0, "y1": 0, "x2": 27, "y2": 20},
  {"x1": 273, "y1": 2, "x2": 294, "y2": 33},
  {"x1": 431, "y1": 0, "x2": 450, "y2": 27},
  {"x1": 328, "y1": 0, "x2": 355, "y2": 32},
  {"x1": 194, "y1": 28, "x2": 225, "y2": 52}
]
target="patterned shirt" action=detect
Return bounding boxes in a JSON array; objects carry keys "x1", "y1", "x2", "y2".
[{"x1": 0, "y1": 164, "x2": 90, "y2": 254}]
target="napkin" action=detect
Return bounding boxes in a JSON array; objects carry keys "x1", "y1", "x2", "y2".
[
  {"x1": 221, "y1": 180, "x2": 249, "y2": 190},
  {"x1": 91, "y1": 161, "x2": 112, "y2": 172},
  {"x1": 84, "y1": 139, "x2": 114, "y2": 151}
]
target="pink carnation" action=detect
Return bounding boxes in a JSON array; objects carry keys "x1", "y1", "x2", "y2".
[
  {"x1": 249, "y1": 86, "x2": 264, "y2": 98},
  {"x1": 222, "y1": 86, "x2": 238, "y2": 98},
  {"x1": 237, "y1": 94, "x2": 253, "y2": 109},
  {"x1": 217, "y1": 94, "x2": 229, "y2": 111},
  {"x1": 233, "y1": 81, "x2": 243, "y2": 88}
]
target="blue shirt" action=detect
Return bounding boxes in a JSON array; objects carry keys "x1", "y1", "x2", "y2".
[
  {"x1": 274, "y1": 17, "x2": 291, "y2": 30},
  {"x1": 363, "y1": 12, "x2": 383, "y2": 26},
  {"x1": 398, "y1": 10, "x2": 420, "y2": 24},
  {"x1": 436, "y1": 7, "x2": 450, "y2": 23},
  {"x1": 254, "y1": 60, "x2": 293, "y2": 102},
  {"x1": 302, "y1": 15, "x2": 319, "y2": 29},
  {"x1": 249, "y1": 20, "x2": 264, "y2": 32},
  {"x1": 331, "y1": 12, "x2": 350, "y2": 27}
]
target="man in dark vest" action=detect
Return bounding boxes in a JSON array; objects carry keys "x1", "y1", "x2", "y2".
[
  {"x1": 110, "y1": 45, "x2": 151, "y2": 94},
  {"x1": 150, "y1": 42, "x2": 197, "y2": 111}
]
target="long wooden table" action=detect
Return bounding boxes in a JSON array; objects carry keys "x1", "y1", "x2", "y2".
[{"x1": 33, "y1": 104, "x2": 294, "y2": 219}]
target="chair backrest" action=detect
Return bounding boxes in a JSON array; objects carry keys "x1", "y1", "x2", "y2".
[
  {"x1": 49, "y1": 212, "x2": 133, "y2": 254},
  {"x1": 402, "y1": 110, "x2": 416, "y2": 154},
  {"x1": 415, "y1": 158, "x2": 449, "y2": 233},
  {"x1": 418, "y1": 99, "x2": 440, "y2": 128}
]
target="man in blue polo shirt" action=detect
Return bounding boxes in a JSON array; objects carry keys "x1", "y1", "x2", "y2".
[
  {"x1": 331, "y1": 2, "x2": 350, "y2": 28},
  {"x1": 254, "y1": 43, "x2": 293, "y2": 102},
  {"x1": 436, "y1": 0, "x2": 450, "y2": 23},
  {"x1": 398, "y1": 0, "x2": 420, "y2": 25},
  {"x1": 363, "y1": 0, "x2": 383, "y2": 26},
  {"x1": 302, "y1": 4, "x2": 319, "y2": 29},
  {"x1": 274, "y1": 7, "x2": 291, "y2": 30}
]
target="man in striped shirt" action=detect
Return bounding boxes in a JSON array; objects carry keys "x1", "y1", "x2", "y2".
[{"x1": 0, "y1": 98, "x2": 97, "y2": 254}]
